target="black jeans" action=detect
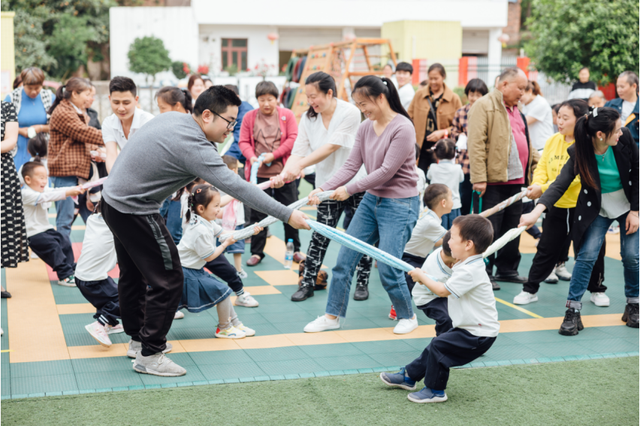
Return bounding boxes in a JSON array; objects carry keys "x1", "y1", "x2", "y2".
[
  {"x1": 205, "y1": 255, "x2": 243, "y2": 294},
  {"x1": 459, "y1": 173, "x2": 473, "y2": 216},
  {"x1": 406, "y1": 328, "x2": 496, "y2": 390},
  {"x1": 102, "y1": 199, "x2": 183, "y2": 356},
  {"x1": 475, "y1": 184, "x2": 523, "y2": 277},
  {"x1": 402, "y1": 252, "x2": 426, "y2": 294},
  {"x1": 251, "y1": 178, "x2": 300, "y2": 258},
  {"x1": 523, "y1": 206, "x2": 607, "y2": 294},
  {"x1": 76, "y1": 276, "x2": 121, "y2": 326},
  {"x1": 301, "y1": 193, "x2": 372, "y2": 288},
  {"x1": 28, "y1": 229, "x2": 75, "y2": 280},
  {"x1": 418, "y1": 298, "x2": 453, "y2": 336}
]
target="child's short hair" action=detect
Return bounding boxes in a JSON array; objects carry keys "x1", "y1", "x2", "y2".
[
  {"x1": 27, "y1": 133, "x2": 48, "y2": 161},
  {"x1": 434, "y1": 138, "x2": 456, "y2": 160},
  {"x1": 396, "y1": 61, "x2": 413, "y2": 75},
  {"x1": 442, "y1": 231, "x2": 452, "y2": 257},
  {"x1": 464, "y1": 78, "x2": 489, "y2": 97},
  {"x1": 186, "y1": 184, "x2": 220, "y2": 222},
  {"x1": 222, "y1": 155, "x2": 238, "y2": 170},
  {"x1": 423, "y1": 183, "x2": 450, "y2": 210},
  {"x1": 452, "y1": 214, "x2": 493, "y2": 254},
  {"x1": 255, "y1": 81, "x2": 279, "y2": 99},
  {"x1": 21, "y1": 161, "x2": 46, "y2": 179}
]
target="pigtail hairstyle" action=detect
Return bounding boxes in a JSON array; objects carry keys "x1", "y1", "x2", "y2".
[
  {"x1": 305, "y1": 72, "x2": 337, "y2": 119},
  {"x1": 185, "y1": 184, "x2": 219, "y2": 223},
  {"x1": 352, "y1": 75, "x2": 412, "y2": 123},
  {"x1": 573, "y1": 106, "x2": 620, "y2": 189},
  {"x1": 27, "y1": 133, "x2": 48, "y2": 163},
  {"x1": 48, "y1": 77, "x2": 92, "y2": 115},
  {"x1": 156, "y1": 86, "x2": 194, "y2": 114}
]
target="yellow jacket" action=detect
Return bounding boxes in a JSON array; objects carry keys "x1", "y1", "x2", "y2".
[{"x1": 532, "y1": 133, "x2": 581, "y2": 208}]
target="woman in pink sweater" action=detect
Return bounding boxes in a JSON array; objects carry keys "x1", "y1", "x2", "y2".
[{"x1": 303, "y1": 76, "x2": 421, "y2": 335}]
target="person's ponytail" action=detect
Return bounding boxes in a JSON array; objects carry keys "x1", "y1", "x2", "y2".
[
  {"x1": 48, "y1": 77, "x2": 92, "y2": 115},
  {"x1": 380, "y1": 77, "x2": 411, "y2": 122},
  {"x1": 48, "y1": 85, "x2": 66, "y2": 115},
  {"x1": 352, "y1": 75, "x2": 412, "y2": 123}
]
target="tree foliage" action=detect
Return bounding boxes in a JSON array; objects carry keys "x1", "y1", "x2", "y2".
[
  {"x1": 524, "y1": 0, "x2": 639, "y2": 84},
  {"x1": 127, "y1": 36, "x2": 171, "y2": 83}
]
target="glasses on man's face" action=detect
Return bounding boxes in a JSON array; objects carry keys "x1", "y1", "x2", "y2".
[{"x1": 210, "y1": 110, "x2": 237, "y2": 129}]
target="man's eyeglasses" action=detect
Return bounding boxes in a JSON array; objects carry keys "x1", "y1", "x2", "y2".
[{"x1": 210, "y1": 110, "x2": 237, "y2": 129}]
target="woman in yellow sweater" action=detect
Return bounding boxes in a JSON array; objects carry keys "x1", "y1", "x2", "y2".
[{"x1": 514, "y1": 99, "x2": 608, "y2": 306}]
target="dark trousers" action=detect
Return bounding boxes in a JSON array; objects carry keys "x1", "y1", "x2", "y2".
[
  {"x1": 101, "y1": 199, "x2": 183, "y2": 356},
  {"x1": 475, "y1": 184, "x2": 522, "y2": 277},
  {"x1": 251, "y1": 178, "x2": 300, "y2": 258},
  {"x1": 406, "y1": 328, "x2": 496, "y2": 390},
  {"x1": 418, "y1": 298, "x2": 453, "y2": 336},
  {"x1": 418, "y1": 141, "x2": 437, "y2": 176},
  {"x1": 205, "y1": 255, "x2": 243, "y2": 294},
  {"x1": 76, "y1": 276, "x2": 121, "y2": 326},
  {"x1": 28, "y1": 229, "x2": 75, "y2": 280},
  {"x1": 523, "y1": 206, "x2": 607, "y2": 294},
  {"x1": 301, "y1": 193, "x2": 372, "y2": 288},
  {"x1": 402, "y1": 252, "x2": 426, "y2": 294},
  {"x1": 459, "y1": 173, "x2": 473, "y2": 216}
]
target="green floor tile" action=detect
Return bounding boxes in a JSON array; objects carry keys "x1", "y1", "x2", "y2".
[
  {"x1": 189, "y1": 349, "x2": 253, "y2": 365},
  {"x1": 75, "y1": 371, "x2": 144, "y2": 390},
  {"x1": 11, "y1": 374, "x2": 78, "y2": 395},
  {"x1": 198, "y1": 362, "x2": 265, "y2": 381},
  {"x1": 71, "y1": 357, "x2": 134, "y2": 374},
  {"x1": 525, "y1": 342, "x2": 597, "y2": 358},
  {"x1": 245, "y1": 346, "x2": 308, "y2": 363},
  {"x1": 256, "y1": 358, "x2": 324, "y2": 376},
  {"x1": 299, "y1": 343, "x2": 365, "y2": 358},
  {"x1": 353, "y1": 340, "x2": 416, "y2": 354},
  {"x1": 11, "y1": 360, "x2": 74, "y2": 378},
  {"x1": 314, "y1": 355, "x2": 382, "y2": 371},
  {"x1": 577, "y1": 337, "x2": 638, "y2": 354},
  {"x1": 368, "y1": 351, "x2": 420, "y2": 366}
]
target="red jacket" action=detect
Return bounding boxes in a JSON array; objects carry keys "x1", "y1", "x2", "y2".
[{"x1": 238, "y1": 107, "x2": 298, "y2": 180}]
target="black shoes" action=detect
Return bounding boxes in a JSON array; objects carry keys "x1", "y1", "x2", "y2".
[
  {"x1": 494, "y1": 274, "x2": 528, "y2": 284},
  {"x1": 559, "y1": 308, "x2": 584, "y2": 336},
  {"x1": 291, "y1": 286, "x2": 314, "y2": 302},
  {"x1": 354, "y1": 285, "x2": 369, "y2": 301},
  {"x1": 1, "y1": 289, "x2": 11, "y2": 298},
  {"x1": 622, "y1": 303, "x2": 639, "y2": 328},
  {"x1": 491, "y1": 280, "x2": 501, "y2": 291}
]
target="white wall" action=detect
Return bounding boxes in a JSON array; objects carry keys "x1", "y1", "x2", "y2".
[
  {"x1": 110, "y1": 7, "x2": 199, "y2": 86},
  {"x1": 462, "y1": 29, "x2": 490, "y2": 55}
]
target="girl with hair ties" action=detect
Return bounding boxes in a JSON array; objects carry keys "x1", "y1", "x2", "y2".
[
  {"x1": 155, "y1": 87, "x2": 194, "y2": 114},
  {"x1": 521, "y1": 107, "x2": 639, "y2": 335},
  {"x1": 303, "y1": 75, "x2": 421, "y2": 335}
]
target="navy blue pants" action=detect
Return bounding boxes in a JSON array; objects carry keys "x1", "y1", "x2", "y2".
[
  {"x1": 28, "y1": 229, "x2": 75, "y2": 280},
  {"x1": 76, "y1": 276, "x2": 121, "y2": 326},
  {"x1": 402, "y1": 252, "x2": 426, "y2": 294},
  {"x1": 418, "y1": 298, "x2": 453, "y2": 336},
  {"x1": 405, "y1": 328, "x2": 496, "y2": 390},
  {"x1": 204, "y1": 255, "x2": 243, "y2": 294}
]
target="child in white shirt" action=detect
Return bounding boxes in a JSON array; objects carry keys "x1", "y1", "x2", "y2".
[
  {"x1": 20, "y1": 161, "x2": 84, "y2": 286},
  {"x1": 427, "y1": 139, "x2": 464, "y2": 229},
  {"x1": 381, "y1": 215, "x2": 499, "y2": 403},
  {"x1": 220, "y1": 156, "x2": 248, "y2": 277}
]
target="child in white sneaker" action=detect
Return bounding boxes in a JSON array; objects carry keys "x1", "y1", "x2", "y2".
[
  {"x1": 75, "y1": 209, "x2": 124, "y2": 347},
  {"x1": 20, "y1": 161, "x2": 84, "y2": 286},
  {"x1": 177, "y1": 184, "x2": 261, "y2": 338},
  {"x1": 427, "y1": 139, "x2": 464, "y2": 229}
]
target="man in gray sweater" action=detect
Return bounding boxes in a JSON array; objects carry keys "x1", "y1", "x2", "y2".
[{"x1": 101, "y1": 86, "x2": 309, "y2": 377}]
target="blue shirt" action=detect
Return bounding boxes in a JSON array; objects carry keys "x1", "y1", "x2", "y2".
[
  {"x1": 225, "y1": 101, "x2": 254, "y2": 163},
  {"x1": 4, "y1": 89, "x2": 55, "y2": 171}
]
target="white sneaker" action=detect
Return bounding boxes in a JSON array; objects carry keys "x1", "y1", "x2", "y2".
[
  {"x1": 133, "y1": 353, "x2": 186, "y2": 377},
  {"x1": 104, "y1": 323, "x2": 125, "y2": 334},
  {"x1": 174, "y1": 311, "x2": 185, "y2": 319},
  {"x1": 127, "y1": 339, "x2": 173, "y2": 359},
  {"x1": 235, "y1": 292, "x2": 259, "y2": 307},
  {"x1": 513, "y1": 291, "x2": 538, "y2": 305},
  {"x1": 58, "y1": 275, "x2": 76, "y2": 287},
  {"x1": 544, "y1": 270, "x2": 559, "y2": 284},
  {"x1": 215, "y1": 325, "x2": 246, "y2": 339},
  {"x1": 393, "y1": 314, "x2": 418, "y2": 335},
  {"x1": 30, "y1": 251, "x2": 39, "y2": 259},
  {"x1": 237, "y1": 269, "x2": 248, "y2": 279},
  {"x1": 555, "y1": 263, "x2": 572, "y2": 281},
  {"x1": 235, "y1": 324, "x2": 256, "y2": 337},
  {"x1": 85, "y1": 321, "x2": 112, "y2": 347},
  {"x1": 304, "y1": 315, "x2": 340, "y2": 333},
  {"x1": 590, "y1": 292, "x2": 610, "y2": 307}
]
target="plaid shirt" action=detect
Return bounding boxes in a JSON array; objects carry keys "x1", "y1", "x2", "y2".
[
  {"x1": 48, "y1": 100, "x2": 104, "y2": 180},
  {"x1": 452, "y1": 104, "x2": 471, "y2": 175}
]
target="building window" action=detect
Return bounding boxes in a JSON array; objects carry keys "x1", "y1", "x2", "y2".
[{"x1": 221, "y1": 38, "x2": 248, "y2": 71}]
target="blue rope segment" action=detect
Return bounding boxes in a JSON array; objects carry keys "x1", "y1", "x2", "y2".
[{"x1": 250, "y1": 153, "x2": 272, "y2": 184}]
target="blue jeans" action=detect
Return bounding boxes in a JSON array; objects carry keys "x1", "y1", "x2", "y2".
[
  {"x1": 567, "y1": 212, "x2": 639, "y2": 309},
  {"x1": 51, "y1": 176, "x2": 78, "y2": 237},
  {"x1": 325, "y1": 193, "x2": 419, "y2": 320},
  {"x1": 160, "y1": 198, "x2": 183, "y2": 245}
]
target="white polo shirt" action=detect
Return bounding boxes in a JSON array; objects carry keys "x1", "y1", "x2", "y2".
[
  {"x1": 102, "y1": 107, "x2": 155, "y2": 149},
  {"x1": 75, "y1": 214, "x2": 117, "y2": 282},
  {"x1": 178, "y1": 214, "x2": 222, "y2": 270},
  {"x1": 404, "y1": 208, "x2": 447, "y2": 258},
  {"x1": 21, "y1": 186, "x2": 67, "y2": 238},
  {"x1": 444, "y1": 254, "x2": 500, "y2": 337},
  {"x1": 398, "y1": 83, "x2": 416, "y2": 110},
  {"x1": 412, "y1": 247, "x2": 452, "y2": 307}
]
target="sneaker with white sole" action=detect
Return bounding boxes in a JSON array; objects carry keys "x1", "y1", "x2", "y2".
[
  {"x1": 304, "y1": 315, "x2": 340, "y2": 333},
  {"x1": 393, "y1": 314, "x2": 418, "y2": 334},
  {"x1": 235, "y1": 292, "x2": 259, "y2": 307},
  {"x1": 237, "y1": 269, "x2": 248, "y2": 279},
  {"x1": 104, "y1": 323, "x2": 124, "y2": 334},
  {"x1": 555, "y1": 263, "x2": 572, "y2": 281},
  {"x1": 133, "y1": 352, "x2": 186, "y2": 377},
  {"x1": 174, "y1": 311, "x2": 185, "y2": 319},
  {"x1": 513, "y1": 291, "x2": 538, "y2": 305},
  {"x1": 85, "y1": 321, "x2": 112, "y2": 347},
  {"x1": 215, "y1": 326, "x2": 246, "y2": 339},
  {"x1": 58, "y1": 275, "x2": 76, "y2": 287},
  {"x1": 590, "y1": 292, "x2": 610, "y2": 307},
  {"x1": 235, "y1": 324, "x2": 256, "y2": 337},
  {"x1": 127, "y1": 339, "x2": 173, "y2": 359},
  {"x1": 544, "y1": 270, "x2": 559, "y2": 284}
]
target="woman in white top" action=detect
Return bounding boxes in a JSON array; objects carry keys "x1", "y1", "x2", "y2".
[
  {"x1": 279, "y1": 72, "x2": 372, "y2": 302},
  {"x1": 521, "y1": 81, "x2": 554, "y2": 152}
]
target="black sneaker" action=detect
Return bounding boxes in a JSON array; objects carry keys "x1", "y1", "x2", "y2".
[
  {"x1": 491, "y1": 280, "x2": 501, "y2": 291},
  {"x1": 559, "y1": 308, "x2": 584, "y2": 336},
  {"x1": 354, "y1": 285, "x2": 369, "y2": 301},
  {"x1": 291, "y1": 285, "x2": 314, "y2": 302},
  {"x1": 622, "y1": 303, "x2": 639, "y2": 328}
]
